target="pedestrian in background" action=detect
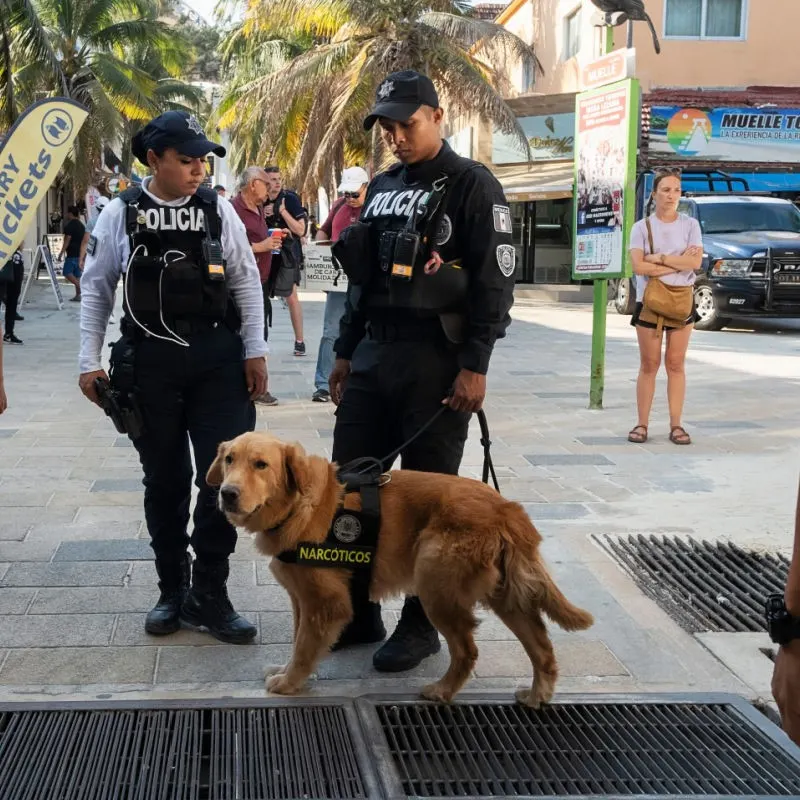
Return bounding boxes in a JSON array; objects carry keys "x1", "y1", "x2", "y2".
[
  {"x1": 311, "y1": 166, "x2": 369, "y2": 402},
  {"x1": 0, "y1": 248, "x2": 24, "y2": 345},
  {"x1": 628, "y1": 169, "x2": 702, "y2": 446},
  {"x1": 59, "y1": 206, "x2": 85, "y2": 302}
]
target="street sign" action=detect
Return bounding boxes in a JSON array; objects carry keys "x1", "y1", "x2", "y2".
[
  {"x1": 572, "y1": 78, "x2": 640, "y2": 281},
  {"x1": 580, "y1": 48, "x2": 636, "y2": 92},
  {"x1": 302, "y1": 243, "x2": 348, "y2": 292}
]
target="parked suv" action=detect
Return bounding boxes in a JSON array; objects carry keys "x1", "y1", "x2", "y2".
[{"x1": 612, "y1": 194, "x2": 800, "y2": 330}]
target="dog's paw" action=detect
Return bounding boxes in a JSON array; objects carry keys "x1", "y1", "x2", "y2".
[
  {"x1": 266, "y1": 673, "x2": 300, "y2": 695},
  {"x1": 421, "y1": 682, "x2": 454, "y2": 704},
  {"x1": 515, "y1": 686, "x2": 552, "y2": 708},
  {"x1": 263, "y1": 663, "x2": 287, "y2": 678}
]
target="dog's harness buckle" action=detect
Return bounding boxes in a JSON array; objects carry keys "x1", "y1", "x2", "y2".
[{"x1": 276, "y1": 458, "x2": 384, "y2": 571}]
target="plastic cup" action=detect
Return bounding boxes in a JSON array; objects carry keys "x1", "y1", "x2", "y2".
[{"x1": 268, "y1": 228, "x2": 284, "y2": 255}]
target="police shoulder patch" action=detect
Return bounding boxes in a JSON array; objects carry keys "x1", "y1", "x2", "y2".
[
  {"x1": 493, "y1": 205, "x2": 512, "y2": 234},
  {"x1": 86, "y1": 235, "x2": 98, "y2": 256},
  {"x1": 496, "y1": 244, "x2": 516, "y2": 277}
]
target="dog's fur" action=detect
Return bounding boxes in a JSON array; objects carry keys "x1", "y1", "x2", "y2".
[{"x1": 208, "y1": 432, "x2": 593, "y2": 705}]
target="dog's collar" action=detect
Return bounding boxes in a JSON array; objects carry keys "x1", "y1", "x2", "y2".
[{"x1": 264, "y1": 507, "x2": 295, "y2": 535}]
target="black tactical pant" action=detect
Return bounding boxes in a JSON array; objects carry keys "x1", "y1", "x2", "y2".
[
  {"x1": 130, "y1": 326, "x2": 256, "y2": 564},
  {"x1": 0, "y1": 258, "x2": 23, "y2": 337},
  {"x1": 332, "y1": 323, "x2": 470, "y2": 481}
]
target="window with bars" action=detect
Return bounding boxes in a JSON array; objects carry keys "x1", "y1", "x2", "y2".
[{"x1": 665, "y1": 0, "x2": 746, "y2": 39}]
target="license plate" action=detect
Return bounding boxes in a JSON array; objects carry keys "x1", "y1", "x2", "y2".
[{"x1": 776, "y1": 273, "x2": 800, "y2": 283}]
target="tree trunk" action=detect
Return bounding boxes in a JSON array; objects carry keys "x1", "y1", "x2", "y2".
[{"x1": 1, "y1": 17, "x2": 15, "y2": 130}]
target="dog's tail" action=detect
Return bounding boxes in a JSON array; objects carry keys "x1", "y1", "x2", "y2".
[{"x1": 497, "y1": 503, "x2": 594, "y2": 632}]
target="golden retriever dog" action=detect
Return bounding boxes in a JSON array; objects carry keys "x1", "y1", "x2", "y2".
[{"x1": 207, "y1": 432, "x2": 593, "y2": 706}]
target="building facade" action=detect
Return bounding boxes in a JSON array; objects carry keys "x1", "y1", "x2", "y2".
[{"x1": 450, "y1": 0, "x2": 800, "y2": 287}]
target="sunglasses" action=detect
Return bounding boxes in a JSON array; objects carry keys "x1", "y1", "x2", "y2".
[{"x1": 343, "y1": 191, "x2": 362, "y2": 199}]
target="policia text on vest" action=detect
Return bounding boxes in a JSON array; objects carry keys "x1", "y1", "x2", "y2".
[{"x1": 78, "y1": 110, "x2": 267, "y2": 645}]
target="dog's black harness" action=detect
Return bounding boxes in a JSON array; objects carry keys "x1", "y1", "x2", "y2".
[
  {"x1": 274, "y1": 409, "x2": 498, "y2": 572},
  {"x1": 275, "y1": 458, "x2": 384, "y2": 571}
]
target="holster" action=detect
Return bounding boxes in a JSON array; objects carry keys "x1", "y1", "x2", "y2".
[
  {"x1": 331, "y1": 222, "x2": 374, "y2": 286},
  {"x1": 107, "y1": 336, "x2": 145, "y2": 440}
]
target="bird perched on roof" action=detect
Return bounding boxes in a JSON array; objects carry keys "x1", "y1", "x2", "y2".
[{"x1": 589, "y1": 0, "x2": 661, "y2": 54}]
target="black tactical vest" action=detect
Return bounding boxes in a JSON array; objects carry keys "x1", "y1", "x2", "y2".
[
  {"x1": 120, "y1": 186, "x2": 229, "y2": 335},
  {"x1": 357, "y1": 145, "x2": 478, "y2": 318}
]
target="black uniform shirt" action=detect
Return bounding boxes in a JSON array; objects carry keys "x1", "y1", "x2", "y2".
[{"x1": 335, "y1": 142, "x2": 515, "y2": 375}]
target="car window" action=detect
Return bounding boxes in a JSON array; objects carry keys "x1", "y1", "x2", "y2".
[
  {"x1": 677, "y1": 200, "x2": 693, "y2": 216},
  {"x1": 696, "y1": 202, "x2": 800, "y2": 234}
]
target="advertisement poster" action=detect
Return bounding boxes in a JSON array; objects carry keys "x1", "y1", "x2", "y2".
[
  {"x1": 493, "y1": 113, "x2": 575, "y2": 165},
  {"x1": 649, "y1": 106, "x2": 800, "y2": 163},
  {"x1": 302, "y1": 243, "x2": 348, "y2": 292},
  {"x1": 572, "y1": 79, "x2": 639, "y2": 280}
]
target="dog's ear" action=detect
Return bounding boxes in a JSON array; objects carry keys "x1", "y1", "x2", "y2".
[
  {"x1": 284, "y1": 443, "x2": 311, "y2": 495},
  {"x1": 206, "y1": 441, "x2": 229, "y2": 487}
]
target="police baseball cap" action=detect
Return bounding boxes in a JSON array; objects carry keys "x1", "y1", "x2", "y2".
[
  {"x1": 131, "y1": 111, "x2": 226, "y2": 164},
  {"x1": 363, "y1": 71, "x2": 440, "y2": 131}
]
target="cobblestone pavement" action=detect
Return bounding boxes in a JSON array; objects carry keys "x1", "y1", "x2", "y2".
[{"x1": 0, "y1": 279, "x2": 797, "y2": 704}]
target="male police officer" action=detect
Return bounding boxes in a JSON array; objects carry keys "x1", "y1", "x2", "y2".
[
  {"x1": 329, "y1": 71, "x2": 516, "y2": 671},
  {"x1": 78, "y1": 111, "x2": 268, "y2": 644}
]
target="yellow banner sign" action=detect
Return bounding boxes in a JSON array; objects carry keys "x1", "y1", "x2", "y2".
[{"x1": 0, "y1": 98, "x2": 89, "y2": 262}]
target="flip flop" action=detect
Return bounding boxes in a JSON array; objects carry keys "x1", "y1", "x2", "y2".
[{"x1": 628, "y1": 425, "x2": 648, "y2": 443}]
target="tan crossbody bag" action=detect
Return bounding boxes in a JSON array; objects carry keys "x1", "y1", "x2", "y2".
[{"x1": 639, "y1": 217, "x2": 693, "y2": 335}]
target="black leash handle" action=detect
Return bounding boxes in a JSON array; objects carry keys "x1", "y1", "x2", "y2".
[{"x1": 344, "y1": 402, "x2": 500, "y2": 493}]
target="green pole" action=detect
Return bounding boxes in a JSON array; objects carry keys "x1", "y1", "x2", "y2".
[{"x1": 587, "y1": 25, "x2": 616, "y2": 410}]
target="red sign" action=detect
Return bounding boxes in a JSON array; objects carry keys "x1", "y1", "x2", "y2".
[{"x1": 581, "y1": 49, "x2": 634, "y2": 91}]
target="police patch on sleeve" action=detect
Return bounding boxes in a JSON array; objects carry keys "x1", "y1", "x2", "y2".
[
  {"x1": 496, "y1": 244, "x2": 516, "y2": 277},
  {"x1": 86, "y1": 235, "x2": 98, "y2": 256},
  {"x1": 493, "y1": 205, "x2": 512, "y2": 233}
]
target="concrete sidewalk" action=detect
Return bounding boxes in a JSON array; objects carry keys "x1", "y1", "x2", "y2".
[{"x1": 0, "y1": 277, "x2": 797, "y2": 706}]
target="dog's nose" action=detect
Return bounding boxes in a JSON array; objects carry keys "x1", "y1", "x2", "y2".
[{"x1": 220, "y1": 485, "x2": 240, "y2": 509}]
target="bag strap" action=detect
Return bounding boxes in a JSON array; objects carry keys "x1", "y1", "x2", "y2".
[{"x1": 645, "y1": 216, "x2": 655, "y2": 256}]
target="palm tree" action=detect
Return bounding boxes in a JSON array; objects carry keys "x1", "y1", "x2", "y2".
[
  {"x1": 7, "y1": 0, "x2": 196, "y2": 192},
  {"x1": 219, "y1": 0, "x2": 541, "y2": 196}
]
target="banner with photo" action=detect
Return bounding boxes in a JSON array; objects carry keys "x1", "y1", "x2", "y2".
[
  {"x1": 572, "y1": 79, "x2": 639, "y2": 280},
  {"x1": 649, "y1": 106, "x2": 800, "y2": 163}
]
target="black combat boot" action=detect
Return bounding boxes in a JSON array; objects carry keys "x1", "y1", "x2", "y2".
[
  {"x1": 331, "y1": 573, "x2": 386, "y2": 651},
  {"x1": 372, "y1": 595, "x2": 441, "y2": 672},
  {"x1": 180, "y1": 559, "x2": 257, "y2": 644},
  {"x1": 145, "y1": 553, "x2": 192, "y2": 635}
]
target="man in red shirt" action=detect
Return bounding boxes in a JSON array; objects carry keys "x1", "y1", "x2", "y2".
[
  {"x1": 232, "y1": 167, "x2": 280, "y2": 406},
  {"x1": 311, "y1": 167, "x2": 369, "y2": 402}
]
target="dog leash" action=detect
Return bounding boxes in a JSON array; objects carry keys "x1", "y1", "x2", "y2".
[{"x1": 342, "y1": 406, "x2": 500, "y2": 493}]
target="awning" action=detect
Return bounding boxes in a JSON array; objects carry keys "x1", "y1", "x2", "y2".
[{"x1": 492, "y1": 161, "x2": 574, "y2": 202}]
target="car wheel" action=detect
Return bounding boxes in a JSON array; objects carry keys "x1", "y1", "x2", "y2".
[
  {"x1": 694, "y1": 282, "x2": 729, "y2": 331},
  {"x1": 614, "y1": 278, "x2": 636, "y2": 315}
]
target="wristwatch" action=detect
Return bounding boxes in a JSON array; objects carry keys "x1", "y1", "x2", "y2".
[{"x1": 765, "y1": 594, "x2": 800, "y2": 645}]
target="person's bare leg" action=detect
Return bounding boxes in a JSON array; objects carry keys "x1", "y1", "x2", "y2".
[
  {"x1": 635, "y1": 325, "x2": 663, "y2": 428},
  {"x1": 65, "y1": 274, "x2": 80, "y2": 298},
  {"x1": 665, "y1": 324, "x2": 693, "y2": 429},
  {"x1": 286, "y1": 286, "x2": 304, "y2": 343}
]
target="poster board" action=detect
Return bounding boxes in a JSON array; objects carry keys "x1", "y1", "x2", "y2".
[
  {"x1": 302, "y1": 243, "x2": 348, "y2": 292},
  {"x1": 30, "y1": 236, "x2": 64, "y2": 309},
  {"x1": 572, "y1": 78, "x2": 640, "y2": 280},
  {"x1": 45, "y1": 234, "x2": 64, "y2": 275}
]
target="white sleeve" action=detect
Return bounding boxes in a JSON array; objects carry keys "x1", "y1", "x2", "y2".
[
  {"x1": 79, "y1": 199, "x2": 126, "y2": 373},
  {"x1": 218, "y1": 197, "x2": 268, "y2": 359}
]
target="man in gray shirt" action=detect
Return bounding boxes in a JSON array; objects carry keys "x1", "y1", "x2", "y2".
[{"x1": 78, "y1": 111, "x2": 267, "y2": 644}]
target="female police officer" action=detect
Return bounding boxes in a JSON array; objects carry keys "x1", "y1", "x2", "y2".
[{"x1": 78, "y1": 111, "x2": 267, "y2": 644}]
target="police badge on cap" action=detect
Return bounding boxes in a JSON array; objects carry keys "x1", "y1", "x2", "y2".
[
  {"x1": 131, "y1": 110, "x2": 226, "y2": 164},
  {"x1": 364, "y1": 70, "x2": 440, "y2": 130}
]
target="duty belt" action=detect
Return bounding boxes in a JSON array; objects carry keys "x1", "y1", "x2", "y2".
[{"x1": 365, "y1": 318, "x2": 443, "y2": 342}]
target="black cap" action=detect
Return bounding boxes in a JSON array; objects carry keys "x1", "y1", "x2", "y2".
[
  {"x1": 363, "y1": 71, "x2": 439, "y2": 131},
  {"x1": 131, "y1": 111, "x2": 226, "y2": 164}
]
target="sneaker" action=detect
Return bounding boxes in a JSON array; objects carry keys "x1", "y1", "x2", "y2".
[
  {"x1": 255, "y1": 391, "x2": 279, "y2": 406},
  {"x1": 293, "y1": 341, "x2": 306, "y2": 356},
  {"x1": 312, "y1": 389, "x2": 330, "y2": 402},
  {"x1": 3, "y1": 334, "x2": 22, "y2": 345},
  {"x1": 69, "y1": 295, "x2": 81, "y2": 302}
]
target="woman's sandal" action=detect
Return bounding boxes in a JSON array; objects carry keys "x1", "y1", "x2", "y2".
[
  {"x1": 670, "y1": 426, "x2": 692, "y2": 445},
  {"x1": 628, "y1": 424, "x2": 648, "y2": 443}
]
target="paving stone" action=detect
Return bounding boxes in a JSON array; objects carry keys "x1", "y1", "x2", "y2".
[
  {"x1": 256, "y1": 562, "x2": 281, "y2": 585},
  {"x1": 0, "y1": 589, "x2": 36, "y2": 614},
  {"x1": 258, "y1": 612, "x2": 295, "y2": 644},
  {"x1": 688, "y1": 420, "x2": 765, "y2": 430},
  {"x1": 54, "y1": 539, "x2": 152, "y2": 562},
  {"x1": 112, "y1": 613, "x2": 260, "y2": 647},
  {"x1": 532, "y1": 392, "x2": 586, "y2": 399},
  {"x1": 228, "y1": 585, "x2": 292, "y2": 612},
  {"x1": 113, "y1": 437, "x2": 134, "y2": 448},
  {"x1": 0, "y1": 429, "x2": 18, "y2": 438},
  {"x1": 31, "y1": 587, "x2": 156, "y2": 614},
  {"x1": 156, "y1": 645, "x2": 276, "y2": 683},
  {"x1": 0, "y1": 491, "x2": 53, "y2": 507},
  {"x1": 26, "y1": 521, "x2": 142, "y2": 541},
  {"x1": 0, "y1": 614, "x2": 115, "y2": 647},
  {"x1": 128, "y1": 560, "x2": 255, "y2": 587},
  {"x1": 577, "y1": 436, "x2": 631, "y2": 446},
  {"x1": 0, "y1": 647, "x2": 156, "y2": 685},
  {"x1": 1, "y1": 562, "x2": 129, "y2": 587},
  {"x1": 525, "y1": 454, "x2": 615, "y2": 466},
  {"x1": 0, "y1": 541, "x2": 58, "y2": 561},
  {"x1": 0, "y1": 523, "x2": 31, "y2": 541},
  {"x1": 474, "y1": 639, "x2": 628, "y2": 678},
  {"x1": 522, "y1": 503, "x2": 591, "y2": 520},
  {"x1": 74, "y1": 506, "x2": 145, "y2": 523},
  {"x1": 91, "y1": 479, "x2": 144, "y2": 492}
]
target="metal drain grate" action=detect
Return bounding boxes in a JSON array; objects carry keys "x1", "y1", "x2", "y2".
[
  {"x1": 360, "y1": 696, "x2": 800, "y2": 798},
  {"x1": 598, "y1": 534, "x2": 789, "y2": 633},
  {"x1": 0, "y1": 701, "x2": 372, "y2": 799}
]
